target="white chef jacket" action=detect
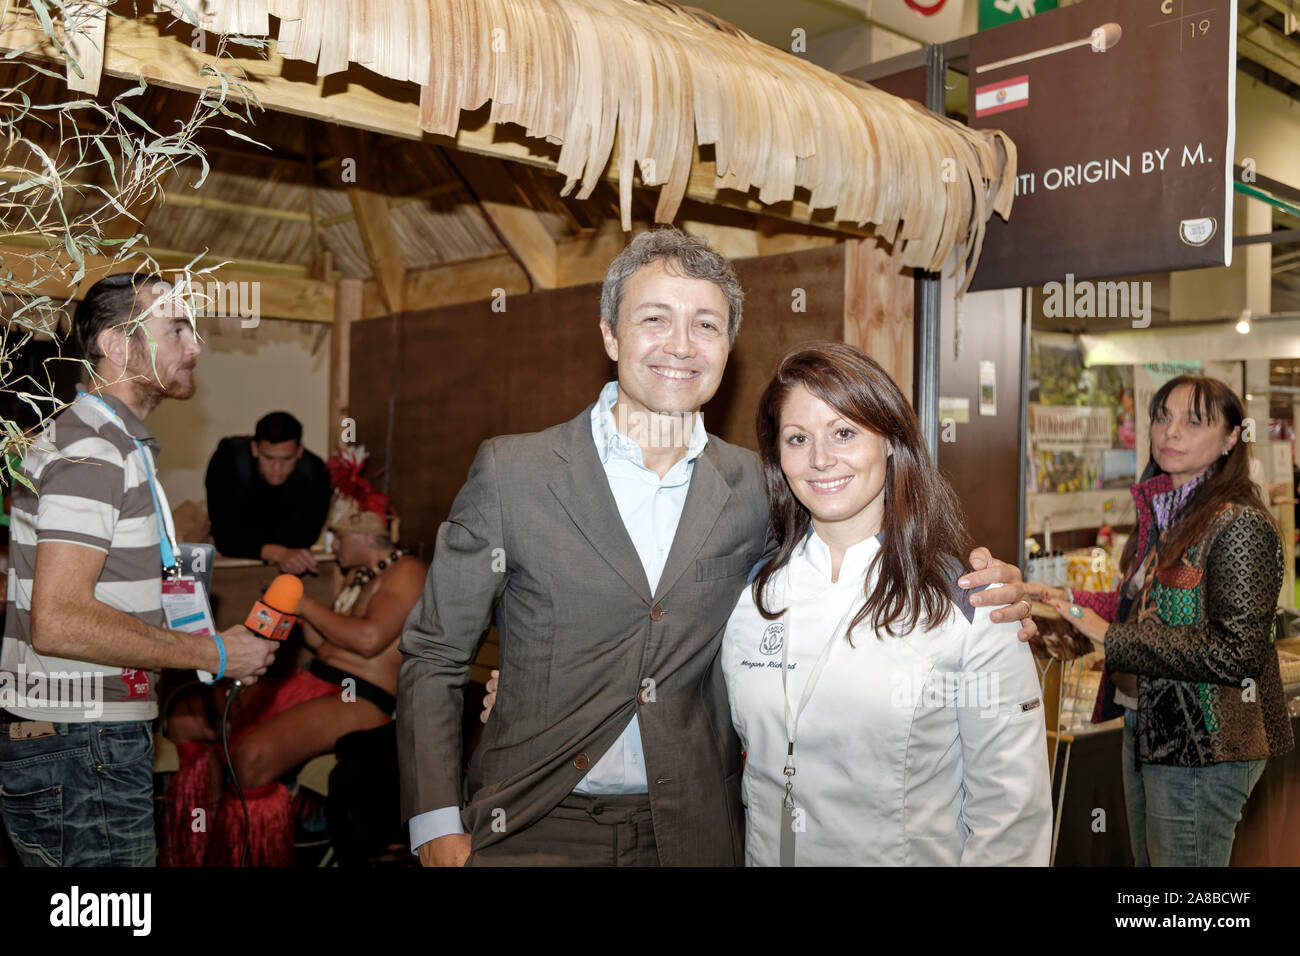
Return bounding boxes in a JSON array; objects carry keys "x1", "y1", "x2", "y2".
[{"x1": 721, "y1": 530, "x2": 1052, "y2": 866}]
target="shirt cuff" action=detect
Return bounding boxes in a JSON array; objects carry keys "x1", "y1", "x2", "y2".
[{"x1": 409, "y1": 805, "x2": 466, "y2": 854}]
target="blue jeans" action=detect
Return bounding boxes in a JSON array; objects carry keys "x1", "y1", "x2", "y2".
[
  {"x1": 1121, "y1": 708, "x2": 1266, "y2": 866},
  {"x1": 0, "y1": 716, "x2": 156, "y2": 866}
]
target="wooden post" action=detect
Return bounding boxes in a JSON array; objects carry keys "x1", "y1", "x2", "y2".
[
  {"x1": 843, "y1": 237, "x2": 914, "y2": 405},
  {"x1": 330, "y1": 279, "x2": 363, "y2": 452}
]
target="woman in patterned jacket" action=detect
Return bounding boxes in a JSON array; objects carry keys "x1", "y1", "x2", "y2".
[{"x1": 1039, "y1": 375, "x2": 1293, "y2": 866}]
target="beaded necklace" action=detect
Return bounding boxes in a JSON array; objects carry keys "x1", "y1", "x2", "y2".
[{"x1": 333, "y1": 549, "x2": 409, "y2": 614}]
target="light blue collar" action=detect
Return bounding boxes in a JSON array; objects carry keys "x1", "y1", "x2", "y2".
[{"x1": 590, "y1": 380, "x2": 708, "y2": 467}]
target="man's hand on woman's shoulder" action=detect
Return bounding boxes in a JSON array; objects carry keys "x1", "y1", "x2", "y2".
[{"x1": 958, "y1": 547, "x2": 1036, "y2": 643}]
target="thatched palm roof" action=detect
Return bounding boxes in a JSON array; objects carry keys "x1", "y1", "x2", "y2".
[{"x1": 144, "y1": 0, "x2": 1016, "y2": 287}]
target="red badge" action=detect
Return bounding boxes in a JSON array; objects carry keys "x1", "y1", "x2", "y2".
[{"x1": 120, "y1": 668, "x2": 151, "y2": 699}]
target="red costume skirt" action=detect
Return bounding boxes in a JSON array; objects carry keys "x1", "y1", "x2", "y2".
[{"x1": 161, "y1": 668, "x2": 339, "y2": 867}]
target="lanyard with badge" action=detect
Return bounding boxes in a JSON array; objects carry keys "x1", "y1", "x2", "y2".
[
  {"x1": 778, "y1": 581, "x2": 859, "y2": 868},
  {"x1": 79, "y1": 394, "x2": 222, "y2": 682}
]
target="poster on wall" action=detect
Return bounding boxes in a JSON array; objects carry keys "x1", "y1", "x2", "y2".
[
  {"x1": 979, "y1": 360, "x2": 998, "y2": 415},
  {"x1": 967, "y1": 0, "x2": 1236, "y2": 291},
  {"x1": 1028, "y1": 337, "x2": 1135, "y2": 494}
]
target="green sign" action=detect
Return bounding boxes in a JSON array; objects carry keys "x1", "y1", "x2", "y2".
[{"x1": 979, "y1": 0, "x2": 1059, "y2": 31}]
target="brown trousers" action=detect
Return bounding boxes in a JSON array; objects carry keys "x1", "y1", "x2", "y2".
[{"x1": 465, "y1": 793, "x2": 659, "y2": 867}]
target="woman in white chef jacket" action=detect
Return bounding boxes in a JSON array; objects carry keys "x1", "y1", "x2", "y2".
[{"x1": 723, "y1": 343, "x2": 1051, "y2": 866}]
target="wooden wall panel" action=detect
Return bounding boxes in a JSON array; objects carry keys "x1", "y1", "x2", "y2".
[
  {"x1": 350, "y1": 283, "x2": 613, "y2": 558},
  {"x1": 349, "y1": 245, "x2": 847, "y2": 554},
  {"x1": 844, "y1": 237, "x2": 914, "y2": 405},
  {"x1": 706, "y1": 246, "x2": 847, "y2": 452}
]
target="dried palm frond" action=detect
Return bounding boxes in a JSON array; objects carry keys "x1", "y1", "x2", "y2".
[{"x1": 147, "y1": 0, "x2": 1017, "y2": 288}]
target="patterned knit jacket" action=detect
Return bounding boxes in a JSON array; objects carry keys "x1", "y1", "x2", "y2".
[{"x1": 1073, "y1": 473, "x2": 1294, "y2": 766}]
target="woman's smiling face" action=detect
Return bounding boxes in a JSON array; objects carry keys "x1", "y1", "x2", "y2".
[{"x1": 779, "y1": 384, "x2": 891, "y2": 540}]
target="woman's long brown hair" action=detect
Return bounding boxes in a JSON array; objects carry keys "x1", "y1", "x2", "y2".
[
  {"x1": 1121, "y1": 375, "x2": 1276, "y2": 575},
  {"x1": 752, "y1": 342, "x2": 971, "y2": 639}
]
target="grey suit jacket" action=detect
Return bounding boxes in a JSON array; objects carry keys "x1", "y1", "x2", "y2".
[{"x1": 397, "y1": 404, "x2": 770, "y2": 865}]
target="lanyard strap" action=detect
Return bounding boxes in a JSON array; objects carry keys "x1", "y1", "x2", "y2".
[
  {"x1": 77, "y1": 393, "x2": 180, "y2": 575},
  {"x1": 780, "y1": 584, "x2": 859, "y2": 807}
]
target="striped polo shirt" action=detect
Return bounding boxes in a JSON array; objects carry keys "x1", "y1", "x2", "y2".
[{"x1": 0, "y1": 386, "x2": 169, "y2": 721}]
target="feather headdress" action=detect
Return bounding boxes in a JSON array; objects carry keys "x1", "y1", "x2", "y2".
[{"x1": 325, "y1": 445, "x2": 398, "y2": 540}]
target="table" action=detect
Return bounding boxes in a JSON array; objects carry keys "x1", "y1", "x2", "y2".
[{"x1": 1050, "y1": 714, "x2": 1300, "y2": 866}]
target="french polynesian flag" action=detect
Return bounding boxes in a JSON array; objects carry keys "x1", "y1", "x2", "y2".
[{"x1": 974, "y1": 75, "x2": 1029, "y2": 118}]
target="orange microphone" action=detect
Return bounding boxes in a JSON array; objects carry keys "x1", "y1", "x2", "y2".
[{"x1": 245, "y1": 574, "x2": 305, "y2": 641}]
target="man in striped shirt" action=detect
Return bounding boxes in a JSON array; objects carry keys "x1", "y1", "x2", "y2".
[{"x1": 0, "y1": 273, "x2": 279, "y2": 867}]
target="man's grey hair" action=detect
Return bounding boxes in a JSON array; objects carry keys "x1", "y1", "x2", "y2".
[{"x1": 600, "y1": 227, "x2": 744, "y2": 343}]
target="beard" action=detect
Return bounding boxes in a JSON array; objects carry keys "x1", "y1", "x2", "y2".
[
  {"x1": 123, "y1": 357, "x2": 197, "y2": 410},
  {"x1": 164, "y1": 367, "x2": 197, "y2": 400}
]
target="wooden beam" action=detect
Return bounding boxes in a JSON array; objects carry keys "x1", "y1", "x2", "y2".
[
  {"x1": 158, "y1": 192, "x2": 315, "y2": 224},
  {"x1": 843, "y1": 238, "x2": 913, "y2": 405},
  {"x1": 65, "y1": 1, "x2": 107, "y2": 95},
  {"x1": 0, "y1": 233, "x2": 313, "y2": 278},
  {"x1": 329, "y1": 127, "x2": 406, "y2": 313},
  {"x1": 331, "y1": 278, "x2": 362, "y2": 445},
  {"x1": 0, "y1": 7, "x2": 876, "y2": 238},
  {"x1": 0, "y1": 243, "x2": 334, "y2": 322},
  {"x1": 754, "y1": 217, "x2": 843, "y2": 257},
  {"x1": 1254, "y1": 0, "x2": 1300, "y2": 27},
  {"x1": 678, "y1": 220, "x2": 761, "y2": 261},
  {"x1": 447, "y1": 152, "x2": 561, "y2": 289},
  {"x1": 1238, "y1": 13, "x2": 1300, "y2": 85},
  {"x1": 346, "y1": 187, "x2": 405, "y2": 312},
  {"x1": 553, "y1": 220, "x2": 636, "y2": 288},
  {"x1": 361, "y1": 253, "x2": 531, "y2": 319}
]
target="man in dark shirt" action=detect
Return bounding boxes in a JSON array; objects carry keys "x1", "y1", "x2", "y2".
[{"x1": 205, "y1": 411, "x2": 331, "y2": 573}]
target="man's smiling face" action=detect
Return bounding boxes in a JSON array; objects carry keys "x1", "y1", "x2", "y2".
[{"x1": 599, "y1": 259, "x2": 731, "y2": 419}]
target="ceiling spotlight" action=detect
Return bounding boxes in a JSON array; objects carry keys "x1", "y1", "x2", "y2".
[{"x1": 1236, "y1": 309, "x2": 1252, "y2": 334}]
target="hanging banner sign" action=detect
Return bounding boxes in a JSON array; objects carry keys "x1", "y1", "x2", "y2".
[
  {"x1": 967, "y1": 0, "x2": 1236, "y2": 291},
  {"x1": 979, "y1": 0, "x2": 1059, "y2": 32}
]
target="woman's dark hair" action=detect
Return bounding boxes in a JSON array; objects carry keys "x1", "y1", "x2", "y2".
[
  {"x1": 1121, "y1": 374, "x2": 1275, "y2": 574},
  {"x1": 752, "y1": 342, "x2": 971, "y2": 639},
  {"x1": 69, "y1": 272, "x2": 167, "y2": 366}
]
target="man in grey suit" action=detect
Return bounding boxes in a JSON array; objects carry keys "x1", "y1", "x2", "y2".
[{"x1": 398, "y1": 227, "x2": 1032, "y2": 866}]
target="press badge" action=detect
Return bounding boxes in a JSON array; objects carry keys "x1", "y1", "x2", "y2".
[{"x1": 161, "y1": 577, "x2": 220, "y2": 682}]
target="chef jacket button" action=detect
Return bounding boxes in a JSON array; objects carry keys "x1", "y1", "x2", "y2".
[
  {"x1": 650, "y1": 604, "x2": 664, "y2": 622},
  {"x1": 573, "y1": 753, "x2": 590, "y2": 771}
]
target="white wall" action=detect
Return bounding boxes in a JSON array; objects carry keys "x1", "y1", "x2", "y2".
[
  {"x1": 149, "y1": 313, "x2": 331, "y2": 512},
  {"x1": 1236, "y1": 72, "x2": 1300, "y2": 187}
]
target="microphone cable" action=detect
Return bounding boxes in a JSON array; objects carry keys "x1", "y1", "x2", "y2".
[{"x1": 219, "y1": 681, "x2": 251, "y2": 868}]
